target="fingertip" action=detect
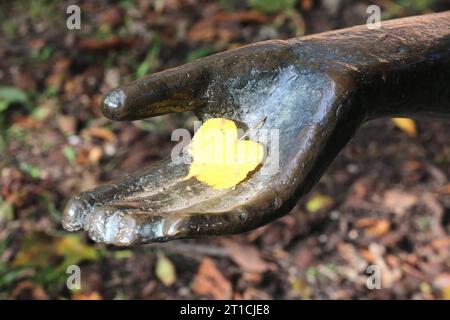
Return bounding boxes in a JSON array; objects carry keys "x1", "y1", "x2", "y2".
[
  {"x1": 101, "y1": 88, "x2": 127, "y2": 120},
  {"x1": 101, "y1": 60, "x2": 211, "y2": 121},
  {"x1": 86, "y1": 206, "x2": 138, "y2": 245},
  {"x1": 86, "y1": 206, "x2": 168, "y2": 245},
  {"x1": 62, "y1": 196, "x2": 91, "y2": 231}
]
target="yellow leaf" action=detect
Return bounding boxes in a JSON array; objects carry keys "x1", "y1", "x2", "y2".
[
  {"x1": 13, "y1": 233, "x2": 98, "y2": 269},
  {"x1": 72, "y1": 291, "x2": 103, "y2": 300},
  {"x1": 306, "y1": 194, "x2": 333, "y2": 213},
  {"x1": 442, "y1": 286, "x2": 450, "y2": 300},
  {"x1": 13, "y1": 234, "x2": 56, "y2": 268},
  {"x1": 392, "y1": 118, "x2": 417, "y2": 137},
  {"x1": 155, "y1": 252, "x2": 176, "y2": 287},
  {"x1": 187, "y1": 118, "x2": 264, "y2": 189},
  {"x1": 83, "y1": 127, "x2": 116, "y2": 142},
  {"x1": 56, "y1": 234, "x2": 99, "y2": 266}
]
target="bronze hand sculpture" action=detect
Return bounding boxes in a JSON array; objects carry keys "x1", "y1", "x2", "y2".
[{"x1": 63, "y1": 12, "x2": 450, "y2": 246}]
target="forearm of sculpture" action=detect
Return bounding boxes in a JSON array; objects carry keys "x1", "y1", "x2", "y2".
[{"x1": 286, "y1": 11, "x2": 450, "y2": 119}]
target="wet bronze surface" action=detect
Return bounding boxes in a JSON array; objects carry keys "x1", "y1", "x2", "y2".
[{"x1": 63, "y1": 12, "x2": 450, "y2": 246}]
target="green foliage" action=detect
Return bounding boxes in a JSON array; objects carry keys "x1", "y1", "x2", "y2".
[
  {"x1": 0, "y1": 196, "x2": 14, "y2": 223},
  {"x1": 306, "y1": 266, "x2": 319, "y2": 280},
  {"x1": 63, "y1": 146, "x2": 77, "y2": 164},
  {"x1": 136, "y1": 37, "x2": 161, "y2": 79},
  {"x1": 219, "y1": 0, "x2": 240, "y2": 12},
  {"x1": 0, "y1": 87, "x2": 28, "y2": 113},
  {"x1": 11, "y1": 233, "x2": 99, "y2": 290},
  {"x1": 119, "y1": 0, "x2": 136, "y2": 10},
  {"x1": 384, "y1": 0, "x2": 440, "y2": 18},
  {"x1": 416, "y1": 216, "x2": 431, "y2": 231},
  {"x1": 28, "y1": 0, "x2": 58, "y2": 21},
  {"x1": 187, "y1": 47, "x2": 215, "y2": 62},
  {"x1": 248, "y1": 0, "x2": 296, "y2": 14},
  {"x1": 30, "y1": 46, "x2": 53, "y2": 61},
  {"x1": 135, "y1": 116, "x2": 168, "y2": 133},
  {"x1": 396, "y1": 0, "x2": 438, "y2": 12},
  {"x1": 19, "y1": 162, "x2": 42, "y2": 179},
  {"x1": 6, "y1": 126, "x2": 28, "y2": 144}
]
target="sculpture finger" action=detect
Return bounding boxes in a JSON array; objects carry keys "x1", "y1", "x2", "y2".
[
  {"x1": 101, "y1": 60, "x2": 210, "y2": 121},
  {"x1": 62, "y1": 159, "x2": 189, "y2": 231},
  {"x1": 84, "y1": 203, "x2": 255, "y2": 246}
]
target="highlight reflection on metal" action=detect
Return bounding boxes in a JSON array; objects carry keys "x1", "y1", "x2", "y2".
[{"x1": 63, "y1": 12, "x2": 450, "y2": 246}]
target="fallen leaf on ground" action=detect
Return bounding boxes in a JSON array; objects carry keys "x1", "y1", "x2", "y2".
[
  {"x1": 82, "y1": 127, "x2": 116, "y2": 143},
  {"x1": 306, "y1": 193, "x2": 334, "y2": 213},
  {"x1": 13, "y1": 233, "x2": 98, "y2": 270},
  {"x1": 72, "y1": 291, "x2": 103, "y2": 300},
  {"x1": 188, "y1": 11, "x2": 269, "y2": 42},
  {"x1": 433, "y1": 273, "x2": 450, "y2": 289},
  {"x1": 392, "y1": 118, "x2": 417, "y2": 137},
  {"x1": 355, "y1": 218, "x2": 391, "y2": 237},
  {"x1": 337, "y1": 243, "x2": 367, "y2": 272},
  {"x1": 383, "y1": 189, "x2": 418, "y2": 215},
  {"x1": 359, "y1": 249, "x2": 375, "y2": 263},
  {"x1": 192, "y1": 258, "x2": 232, "y2": 299},
  {"x1": 431, "y1": 237, "x2": 450, "y2": 249},
  {"x1": 368, "y1": 243, "x2": 401, "y2": 288},
  {"x1": 88, "y1": 147, "x2": 103, "y2": 165},
  {"x1": 57, "y1": 115, "x2": 77, "y2": 134},
  {"x1": 56, "y1": 234, "x2": 99, "y2": 266},
  {"x1": 221, "y1": 239, "x2": 271, "y2": 273},
  {"x1": 344, "y1": 176, "x2": 374, "y2": 206},
  {"x1": 436, "y1": 278, "x2": 450, "y2": 301},
  {"x1": 11, "y1": 281, "x2": 48, "y2": 300},
  {"x1": 155, "y1": 252, "x2": 176, "y2": 287},
  {"x1": 442, "y1": 286, "x2": 450, "y2": 300},
  {"x1": 437, "y1": 184, "x2": 450, "y2": 194},
  {"x1": 78, "y1": 36, "x2": 139, "y2": 51}
]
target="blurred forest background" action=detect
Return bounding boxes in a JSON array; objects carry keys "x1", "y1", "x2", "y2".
[{"x1": 1, "y1": 0, "x2": 450, "y2": 300}]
